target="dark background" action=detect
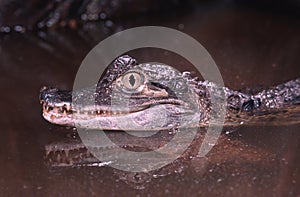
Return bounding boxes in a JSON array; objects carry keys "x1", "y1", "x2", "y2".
[{"x1": 0, "y1": 0, "x2": 300, "y2": 196}]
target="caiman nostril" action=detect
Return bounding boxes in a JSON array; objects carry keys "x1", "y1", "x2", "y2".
[
  {"x1": 39, "y1": 86, "x2": 63, "y2": 102},
  {"x1": 39, "y1": 86, "x2": 49, "y2": 103},
  {"x1": 40, "y1": 86, "x2": 49, "y2": 92},
  {"x1": 39, "y1": 86, "x2": 55, "y2": 102},
  {"x1": 39, "y1": 86, "x2": 72, "y2": 110}
]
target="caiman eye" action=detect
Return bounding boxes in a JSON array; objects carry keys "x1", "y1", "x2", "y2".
[{"x1": 120, "y1": 71, "x2": 145, "y2": 92}]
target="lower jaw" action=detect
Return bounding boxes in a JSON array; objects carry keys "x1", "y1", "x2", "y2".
[
  {"x1": 43, "y1": 111, "x2": 74, "y2": 126},
  {"x1": 42, "y1": 104, "x2": 193, "y2": 130}
]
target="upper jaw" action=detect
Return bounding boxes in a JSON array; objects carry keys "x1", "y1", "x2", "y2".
[{"x1": 40, "y1": 86, "x2": 193, "y2": 127}]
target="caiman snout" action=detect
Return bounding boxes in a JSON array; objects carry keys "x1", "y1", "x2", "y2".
[
  {"x1": 39, "y1": 86, "x2": 72, "y2": 106},
  {"x1": 39, "y1": 86, "x2": 74, "y2": 126}
]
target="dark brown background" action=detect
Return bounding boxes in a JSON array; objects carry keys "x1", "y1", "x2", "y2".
[{"x1": 0, "y1": 0, "x2": 299, "y2": 196}]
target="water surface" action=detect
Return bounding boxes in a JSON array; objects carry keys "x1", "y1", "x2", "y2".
[{"x1": 0, "y1": 2, "x2": 300, "y2": 196}]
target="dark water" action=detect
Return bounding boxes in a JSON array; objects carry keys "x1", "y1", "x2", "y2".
[{"x1": 1, "y1": 2, "x2": 300, "y2": 196}]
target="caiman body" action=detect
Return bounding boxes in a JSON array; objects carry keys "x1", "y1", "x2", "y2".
[
  {"x1": 40, "y1": 55, "x2": 300, "y2": 130},
  {"x1": 40, "y1": 55, "x2": 300, "y2": 168}
]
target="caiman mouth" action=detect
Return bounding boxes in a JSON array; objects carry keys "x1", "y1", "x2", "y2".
[
  {"x1": 40, "y1": 86, "x2": 74, "y2": 126},
  {"x1": 40, "y1": 86, "x2": 188, "y2": 129}
]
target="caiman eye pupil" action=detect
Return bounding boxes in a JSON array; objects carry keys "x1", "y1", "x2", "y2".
[
  {"x1": 121, "y1": 71, "x2": 144, "y2": 91},
  {"x1": 129, "y1": 74, "x2": 135, "y2": 87}
]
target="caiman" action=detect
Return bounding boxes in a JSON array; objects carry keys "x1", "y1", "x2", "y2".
[
  {"x1": 40, "y1": 55, "x2": 300, "y2": 168},
  {"x1": 40, "y1": 55, "x2": 300, "y2": 130}
]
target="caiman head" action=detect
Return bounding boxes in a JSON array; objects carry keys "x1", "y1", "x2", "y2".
[{"x1": 39, "y1": 55, "x2": 207, "y2": 130}]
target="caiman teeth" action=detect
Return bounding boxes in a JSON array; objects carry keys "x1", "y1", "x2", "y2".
[
  {"x1": 42, "y1": 102, "x2": 73, "y2": 116},
  {"x1": 42, "y1": 101, "x2": 150, "y2": 118},
  {"x1": 66, "y1": 105, "x2": 71, "y2": 111}
]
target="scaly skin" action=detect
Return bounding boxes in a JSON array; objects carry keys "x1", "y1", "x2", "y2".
[
  {"x1": 39, "y1": 55, "x2": 300, "y2": 130},
  {"x1": 40, "y1": 55, "x2": 300, "y2": 170}
]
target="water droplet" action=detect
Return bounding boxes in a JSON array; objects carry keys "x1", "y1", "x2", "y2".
[
  {"x1": 100, "y1": 12, "x2": 107, "y2": 20},
  {"x1": 105, "y1": 20, "x2": 113, "y2": 27},
  {"x1": 14, "y1": 25, "x2": 25, "y2": 33},
  {"x1": 81, "y1": 14, "x2": 87, "y2": 21},
  {"x1": 0, "y1": 26, "x2": 11, "y2": 33},
  {"x1": 178, "y1": 23, "x2": 184, "y2": 30}
]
